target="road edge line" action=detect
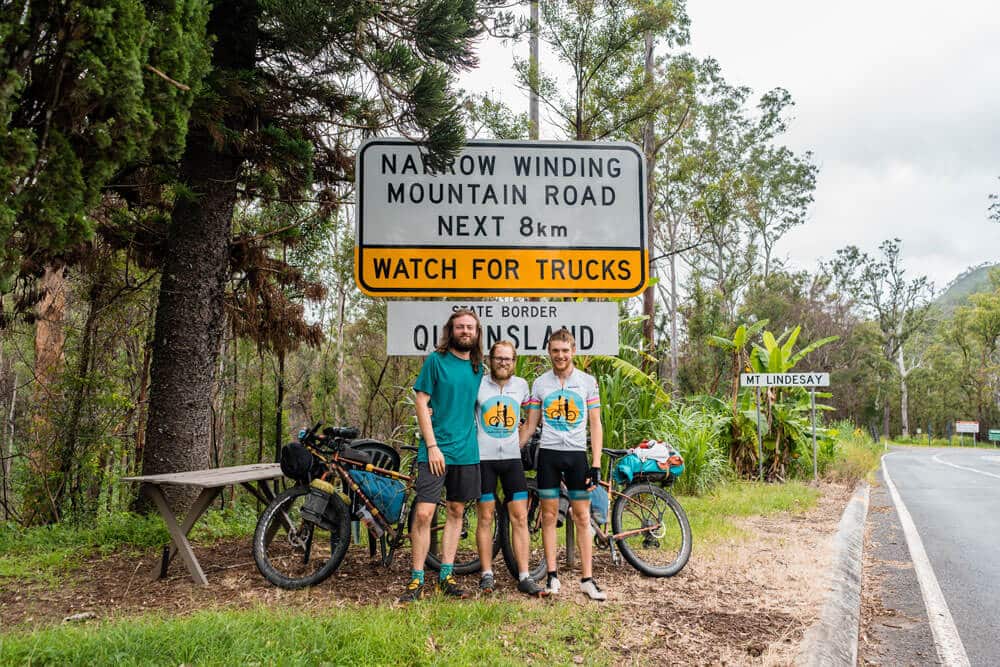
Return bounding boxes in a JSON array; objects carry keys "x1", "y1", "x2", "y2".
[
  {"x1": 932, "y1": 453, "x2": 1000, "y2": 480},
  {"x1": 882, "y1": 457, "x2": 970, "y2": 667},
  {"x1": 796, "y1": 481, "x2": 869, "y2": 667}
]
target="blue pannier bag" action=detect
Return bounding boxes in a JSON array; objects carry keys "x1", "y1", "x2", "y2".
[
  {"x1": 349, "y1": 469, "x2": 405, "y2": 522},
  {"x1": 590, "y1": 485, "x2": 609, "y2": 524}
]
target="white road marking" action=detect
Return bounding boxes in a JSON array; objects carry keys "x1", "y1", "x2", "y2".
[
  {"x1": 978, "y1": 455, "x2": 1000, "y2": 465},
  {"x1": 933, "y1": 454, "x2": 1000, "y2": 480},
  {"x1": 883, "y1": 456, "x2": 970, "y2": 667}
]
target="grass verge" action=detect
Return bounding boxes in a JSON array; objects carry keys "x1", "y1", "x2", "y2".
[
  {"x1": 0, "y1": 599, "x2": 609, "y2": 666},
  {"x1": 680, "y1": 480, "x2": 820, "y2": 546}
]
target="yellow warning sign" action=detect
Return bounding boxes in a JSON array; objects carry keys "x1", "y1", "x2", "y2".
[{"x1": 355, "y1": 248, "x2": 646, "y2": 297}]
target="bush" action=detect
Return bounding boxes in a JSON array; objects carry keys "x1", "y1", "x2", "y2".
[{"x1": 819, "y1": 419, "x2": 882, "y2": 484}]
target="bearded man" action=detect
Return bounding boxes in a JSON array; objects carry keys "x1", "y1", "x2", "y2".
[{"x1": 400, "y1": 308, "x2": 483, "y2": 602}]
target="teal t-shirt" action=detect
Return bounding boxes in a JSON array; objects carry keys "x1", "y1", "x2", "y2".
[{"x1": 413, "y1": 350, "x2": 482, "y2": 465}]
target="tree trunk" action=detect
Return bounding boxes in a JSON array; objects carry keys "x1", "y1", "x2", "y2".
[
  {"x1": 274, "y1": 350, "x2": 284, "y2": 463},
  {"x1": 882, "y1": 394, "x2": 891, "y2": 441},
  {"x1": 641, "y1": 30, "x2": 656, "y2": 365},
  {"x1": 139, "y1": 0, "x2": 258, "y2": 513},
  {"x1": 897, "y1": 345, "x2": 910, "y2": 438},
  {"x1": 668, "y1": 223, "x2": 679, "y2": 394},
  {"x1": 23, "y1": 264, "x2": 67, "y2": 524}
]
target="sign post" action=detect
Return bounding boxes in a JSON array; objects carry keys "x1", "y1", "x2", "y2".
[
  {"x1": 740, "y1": 373, "x2": 831, "y2": 483},
  {"x1": 355, "y1": 139, "x2": 646, "y2": 297}
]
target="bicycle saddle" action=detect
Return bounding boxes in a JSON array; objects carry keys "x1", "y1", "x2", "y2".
[
  {"x1": 603, "y1": 448, "x2": 629, "y2": 459},
  {"x1": 338, "y1": 447, "x2": 373, "y2": 465}
]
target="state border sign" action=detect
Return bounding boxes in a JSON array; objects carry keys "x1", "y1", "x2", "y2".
[{"x1": 355, "y1": 138, "x2": 646, "y2": 297}]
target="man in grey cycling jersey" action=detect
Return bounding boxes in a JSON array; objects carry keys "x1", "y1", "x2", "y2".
[
  {"x1": 521, "y1": 328, "x2": 607, "y2": 601},
  {"x1": 475, "y1": 340, "x2": 547, "y2": 597}
]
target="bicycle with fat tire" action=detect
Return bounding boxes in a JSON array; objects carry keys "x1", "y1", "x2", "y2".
[{"x1": 253, "y1": 423, "x2": 497, "y2": 590}]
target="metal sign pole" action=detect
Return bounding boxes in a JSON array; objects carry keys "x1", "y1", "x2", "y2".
[
  {"x1": 811, "y1": 388, "x2": 817, "y2": 483},
  {"x1": 756, "y1": 386, "x2": 763, "y2": 482}
]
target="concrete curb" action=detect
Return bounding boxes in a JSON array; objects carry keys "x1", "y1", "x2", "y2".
[{"x1": 796, "y1": 481, "x2": 870, "y2": 667}]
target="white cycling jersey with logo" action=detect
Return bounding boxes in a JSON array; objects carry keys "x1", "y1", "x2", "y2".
[
  {"x1": 476, "y1": 374, "x2": 530, "y2": 461},
  {"x1": 526, "y1": 368, "x2": 601, "y2": 451}
]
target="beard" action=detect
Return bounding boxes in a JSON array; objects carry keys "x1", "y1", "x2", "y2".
[
  {"x1": 490, "y1": 364, "x2": 513, "y2": 380},
  {"x1": 451, "y1": 332, "x2": 477, "y2": 352}
]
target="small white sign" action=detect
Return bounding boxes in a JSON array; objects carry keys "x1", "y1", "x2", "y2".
[
  {"x1": 955, "y1": 421, "x2": 980, "y2": 434},
  {"x1": 387, "y1": 301, "x2": 619, "y2": 356},
  {"x1": 740, "y1": 373, "x2": 830, "y2": 388}
]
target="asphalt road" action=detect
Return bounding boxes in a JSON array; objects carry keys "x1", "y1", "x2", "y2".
[{"x1": 882, "y1": 445, "x2": 1000, "y2": 666}]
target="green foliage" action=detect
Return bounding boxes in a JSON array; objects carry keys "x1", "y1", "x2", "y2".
[
  {"x1": 818, "y1": 419, "x2": 882, "y2": 484},
  {"x1": 0, "y1": 0, "x2": 210, "y2": 278},
  {"x1": 0, "y1": 601, "x2": 610, "y2": 665}
]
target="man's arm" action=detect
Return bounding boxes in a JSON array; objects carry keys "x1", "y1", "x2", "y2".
[
  {"x1": 588, "y1": 406, "x2": 603, "y2": 467},
  {"x1": 415, "y1": 390, "x2": 445, "y2": 475},
  {"x1": 520, "y1": 406, "x2": 541, "y2": 446}
]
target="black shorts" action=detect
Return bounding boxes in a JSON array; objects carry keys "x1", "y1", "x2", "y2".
[
  {"x1": 479, "y1": 459, "x2": 529, "y2": 503},
  {"x1": 414, "y1": 462, "x2": 480, "y2": 504},
  {"x1": 537, "y1": 449, "x2": 590, "y2": 500}
]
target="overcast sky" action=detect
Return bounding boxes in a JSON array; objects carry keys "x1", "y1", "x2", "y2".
[{"x1": 459, "y1": 1, "x2": 1000, "y2": 289}]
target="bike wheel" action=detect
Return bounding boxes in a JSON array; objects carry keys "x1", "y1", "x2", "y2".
[
  {"x1": 413, "y1": 496, "x2": 491, "y2": 575},
  {"x1": 253, "y1": 485, "x2": 351, "y2": 589},
  {"x1": 611, "y1": 483, "x2": 691, "y2": 577},
  {"x1": 498, "y1": 479, "x2": 547, "y2": 581}
]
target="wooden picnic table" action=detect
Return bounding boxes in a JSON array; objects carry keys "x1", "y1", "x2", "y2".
[{"x1": 124, "y1": 463, "x2": 284, "y2": 585}]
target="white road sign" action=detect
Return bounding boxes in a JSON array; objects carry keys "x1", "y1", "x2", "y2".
[
  {"x1": 356, "y1": 139, "x2": 646, "y2": 297},
  {"x1": 386, "y1": 301, "x2": 619, "y2": 356},
  {"x1": 955, "y1": 421, "x2": 979, "y2": 434},
  {"x1": 740, "y1": 373, "x2": 830, "y2": 387}
]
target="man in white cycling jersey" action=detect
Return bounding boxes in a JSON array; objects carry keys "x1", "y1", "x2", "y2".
[
  {"x1": 475, "y1": 340, "x2": 548, "y2": 597},
  {"x1": 521, "y1": 328, "x2": 607, "y2": 601}
]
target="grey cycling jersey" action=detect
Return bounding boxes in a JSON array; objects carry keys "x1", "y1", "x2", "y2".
[
  {"x1": 526, "y1": 368, "x2": 601, "y2": 451},
  {"x1": 475, "y1": 374, "x2": 530, "y2": 461}
]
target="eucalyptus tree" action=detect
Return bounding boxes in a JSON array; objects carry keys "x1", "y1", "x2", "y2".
[
  {"x1": 950, "y1": 269, "x2": 1000, "y2": 425},
  {"x1": 139, "y1": 0, "x2": 495, "y2": 507},
  {"x1": 829, "y1": 239, "x2": 935, "y2": 438}
]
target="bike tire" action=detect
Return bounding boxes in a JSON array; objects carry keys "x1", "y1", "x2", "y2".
[
  {"x1": 611, "y1": 483, "x2": 691, "y2": 577},
  {"x1": 498, "y1": 479, "x2": 547, "y2": 581},
  {"x1": 253, "y1": 485, "x2": 351, "y2": 589},
  {"x1": 412, "y1": 496, "x2": 493, "y2": 575}
]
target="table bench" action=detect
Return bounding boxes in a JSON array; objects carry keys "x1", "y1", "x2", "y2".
[{"x1": 124, "y1": 463, "x2": 284, "y2": 585}]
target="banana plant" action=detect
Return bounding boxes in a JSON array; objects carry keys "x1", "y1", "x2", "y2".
[{"x1": 748, "y1": 326, "x2": 838, "y2": 479}]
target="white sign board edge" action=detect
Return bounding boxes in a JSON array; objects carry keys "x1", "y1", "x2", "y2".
[
  {"x1": 955, "y1": 421, "x2": 980, "y2": 434},
  {"x1": 357, "y1": 138, "x2": 645, "y2": 248},
  {"x1": 739, "y1": 373, "x2": 831, "y2": 388},
  {"x1": 387, "y1": 301, "x2": 619, "y2": 356}
]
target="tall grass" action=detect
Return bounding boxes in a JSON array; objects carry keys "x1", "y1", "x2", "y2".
[{"x1": 816, "y1": 419, "x2": 883, "y2": 483}]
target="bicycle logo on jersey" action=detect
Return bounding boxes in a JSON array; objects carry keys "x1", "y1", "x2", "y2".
[
  {"x1": 482, "y1": 397, "x2": 519, "y2": 438},
  {"x1": 542, "y1": 391, "x2": 583, "y2": 431}
]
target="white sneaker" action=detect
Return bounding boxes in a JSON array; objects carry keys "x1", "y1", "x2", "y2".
[
  {"x1": 545, "y1": 575, "x2": 561, "y2": 595},
  {"x1": 580, "y1": 579, "x2": 607, "y2": 601}
]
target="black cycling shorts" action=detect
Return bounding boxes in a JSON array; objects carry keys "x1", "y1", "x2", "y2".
[
  {"x1": 414, "y1": 462, "x2": 480, "y2": 504},
  {"x1": 479, "y1": 458, "x2": 529, "y2": 503},
  {"x1": 537, "y1": 449, "x2": 589, "y2": 499}
]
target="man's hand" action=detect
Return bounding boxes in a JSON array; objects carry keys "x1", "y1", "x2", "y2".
[
  {"x1": 427, "y1": 446, "x2": 446, "y2": 476},
  {"x1": 585, "y1": 466, "x2": 601, "y2": 491}
]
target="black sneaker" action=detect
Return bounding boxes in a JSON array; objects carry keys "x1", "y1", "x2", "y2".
[
  {"x1": 517, "y1": 577, "x2": 549, "y2": 598},
  {"x1": 437, "y1": 575, "x2": 469, "y2": 599},
  {"x1": 398, "y1": 578, "x2": 427, "y2": 603},
  {"x1": 479, "y1": 572, "x2": 495, "y2": 593}
]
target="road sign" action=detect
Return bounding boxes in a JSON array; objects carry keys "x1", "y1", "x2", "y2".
[
  {"x1": 355, "y1": 139, "x2": 646, "y2": 297},
  {"x1": 386, "y1": 301, "x2": 619, "y2": 356},
  {"x1": 988, "y1": 429, "x2": 1000, "y2": 442},
  {"x1": 955, "y1": 421, "x2": 980, "y2": 434},
  {"x1": 739, "y1": 373, "x2": 830, "y2": 387}
]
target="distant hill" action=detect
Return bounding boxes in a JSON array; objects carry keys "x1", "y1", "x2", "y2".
[{"x1": 934, "y1": 263, "x2": 999, "y2": 314}]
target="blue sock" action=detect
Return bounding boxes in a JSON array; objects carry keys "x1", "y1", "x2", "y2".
[
  {"x1": 439, "y1": 563, "x2": 454, "y2": 581},
  {"x1": 411, "y1": 569, "x2": 424, "y2": 585}
]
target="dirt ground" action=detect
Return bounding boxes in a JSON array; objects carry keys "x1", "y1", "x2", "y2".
[{"x1": 0, "y1": 482, "x2": 854, "y2": 665}]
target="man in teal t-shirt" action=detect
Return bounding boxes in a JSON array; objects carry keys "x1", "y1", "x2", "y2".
[{"x1": 400, "y1": 308, "x2": 483, "y2": 602}]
